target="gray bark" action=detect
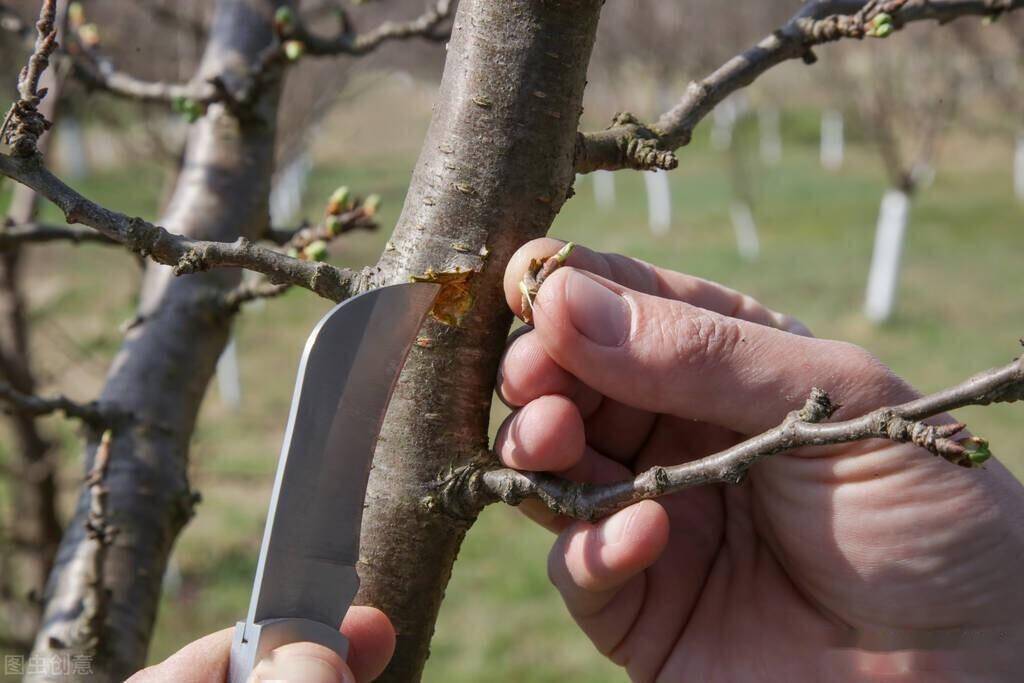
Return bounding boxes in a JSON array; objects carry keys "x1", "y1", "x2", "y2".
[
  {"x1": 27, "y1": 1, "x2": 285, "y2": 679},
  {"x1": 358, "y1": 1, "x2": 603, "y2": 679}
]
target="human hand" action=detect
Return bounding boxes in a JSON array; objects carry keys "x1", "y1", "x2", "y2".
[
  {"x1": 496, "y1": 238, "x2": 1024, "y2": 681},
  {"x1": 126, "y1": 606, "x2": 394, "y2": 683}
]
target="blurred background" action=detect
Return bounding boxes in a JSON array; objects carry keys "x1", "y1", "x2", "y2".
[{"x1": 1, "y1": 1, "x2": 1021, "y2": 680}]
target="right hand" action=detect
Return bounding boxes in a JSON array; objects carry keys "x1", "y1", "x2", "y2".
[
  {"x1": 496, "y1": 238, "x2": 1024, "y2": 681},
  {"x1": 126, "y1": 606, "x2": 395, "y2": 683}
]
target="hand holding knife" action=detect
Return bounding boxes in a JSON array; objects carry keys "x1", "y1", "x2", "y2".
[{"x1": 228, "y1": 282, "x2": 438, "y2": 683}]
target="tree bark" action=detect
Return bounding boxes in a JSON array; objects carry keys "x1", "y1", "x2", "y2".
[
  {"x1": 357, "y1": 1, "x2": 603, "y2": 679},
  {"x1": 27, "y1": 1, "x2": 284, "y2": 679},
  {"x1": 0, "y1": 0, "x2": 68, "y2": 648}
]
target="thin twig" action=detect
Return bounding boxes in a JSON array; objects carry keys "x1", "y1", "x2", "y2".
[
  {"x1": 0, "y1": 153, "x2": 375, "y2": 301},
  {"x1": 283, "y1": 0, "x2": 452, "y2": 56},
  {"x1": 0, "y1": 220, "x2": 117, "y2": 248},
  {"x1": 0, "y1": 382, "x2": 121, "y2": 426},
  {"x1": 1, "y1": 0, "x2": 58, "y2": 157},
  {"x1": 574, "y1": 0, "x2": 1023, "y2": 173},
  {"x1": 64, "y1": 0, "x2": 451, "y2": 110},
  {"x1": 214, "y1": 190, "x2": 381, "y2": 314},
  {"x1": 432, "y1": 354, "x2": 1024, "y2": 522}
]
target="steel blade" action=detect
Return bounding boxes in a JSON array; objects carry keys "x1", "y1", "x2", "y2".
[{"x1": 245, "y1": 282, "x2": 438, "y2": 629}]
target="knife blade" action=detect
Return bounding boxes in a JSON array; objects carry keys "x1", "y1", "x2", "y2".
[{"x1": 228, "y1": 282, "x2": 438, "y2": 683}]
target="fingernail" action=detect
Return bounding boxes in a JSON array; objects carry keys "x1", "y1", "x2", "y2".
[
  {"x1": 600, "y1": 505, "x2": 638, "y2": 546},
  {"x1": 560, "y1": 270, "x2": 630, "y2": 347}
]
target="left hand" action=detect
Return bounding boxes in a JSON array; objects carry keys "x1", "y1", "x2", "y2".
[{"x1": 126, "y1": 606, "x2": 395, "y2": 683}]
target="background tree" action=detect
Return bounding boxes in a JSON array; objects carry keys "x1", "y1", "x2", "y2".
[{"x1": 1, "y1": 1, "x2": 1022, "y2": 682}]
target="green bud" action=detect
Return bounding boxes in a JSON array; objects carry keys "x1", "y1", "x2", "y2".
[
  {"x1": 363, "y1": 194, "x2": 382, "y2": 217},
  {"x1": 283, "y1": 40, "x2": 305, "y2": 61},
  {"x1": 325, "y1": 215, "x2": 344, "y2": 236},
  {"x1": 287, "y1": 247, "x2": 300, "y2": 259},
  {"x1": 871, "y1": 13, "x2": 893, "y2": 27},
  {"x1": 185, "y1": 100, "x2": 204, "y2": 123},
  {"x1": 274, "y1": 6, "x2": 296, "y2": 33},
  {"x1": 172, "y1": 97, "x2": 203, "y2": 123},
  {"x1": 304, "y1": 240, "x2": 329, "y2": 262},
  {"x1": 327, "y1": 186, "x2": 350, "y2": 214},
  {"x1": 870, "y1": 23, "x2": 895, "y2": 38},
  {"x1": 963, "y1": 437, "x2": 992, "y2": 466}
]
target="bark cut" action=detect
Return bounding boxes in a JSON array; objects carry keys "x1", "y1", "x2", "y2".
[{"x1": 357, "y1": 1, "x2": 603, "y2": 679}]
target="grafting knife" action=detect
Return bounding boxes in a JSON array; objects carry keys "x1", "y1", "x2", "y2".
[{"x1": 228, "y1": 282, "x2": 438, "y2": 683}]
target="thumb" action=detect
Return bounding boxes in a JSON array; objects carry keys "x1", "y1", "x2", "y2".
[
  {"x1": 531, "y1": 267, "x2": 914, "y2": 434},
  {"x1": 248, "y1": 642, "x2": 354, "y2": 683}
]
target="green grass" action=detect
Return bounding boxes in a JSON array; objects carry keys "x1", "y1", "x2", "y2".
[{"x1": 1, "y1": 126, "x2": 1021, "y2": 681}]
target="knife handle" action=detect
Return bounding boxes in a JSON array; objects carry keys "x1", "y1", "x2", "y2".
[{"x1": 228, "y1": 618, "x2": 348, "y2": 683}]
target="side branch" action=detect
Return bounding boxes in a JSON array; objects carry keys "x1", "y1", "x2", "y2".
[
  {"x1": 1, "y1": 0, "x2": 58, "y2": 156},
  {"x1": 0, "y1": 382, "x2": 121, "y2": 427},
  {"x1": 575, "y1": 0, "x2": 1023, "y2": 173},
  {"x1": 69, "y1": 55, "x2": 217, "y2": 107},
  {"x1": 435, "y1": 354, "x2": 1024, "y2": 523},
  {"x1": 0, "y1": 154, "x2": 375, "y2": 302},
  {"x1": 0, "y1": 221, "x2": 117, "y2": 248},
  {"x1": 281, "y1": 0, "x2": 452, "y2": 56}
]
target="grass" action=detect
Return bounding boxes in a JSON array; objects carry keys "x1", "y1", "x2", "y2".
[{"x1": 1, "y1": 121, "x2": 1021, "y2": 681}]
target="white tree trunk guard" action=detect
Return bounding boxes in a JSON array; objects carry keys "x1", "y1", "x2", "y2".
[
  {"x1": 821, "y1": 109, "x2": 844, "y2": 171},
  {"x1": 864, "y1": 189, "x2": 911, "y2": 323},
  {"x1": 643, "y1": 171, "x2": 672, "y2": 236},
  {"x1": 729, "y1": 201, "x2": 760, "y2": 261}
]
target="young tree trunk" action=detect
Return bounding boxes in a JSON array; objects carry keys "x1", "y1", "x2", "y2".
[
  {"x1": 1, "y1": 0, "x2": 68, "y2": 647},
  {"x1": 28, "y1": 1, "x2": 284, "y2": 679},
  {"x1": 356, "y1": 1, "x2": 602, "y2": 679}
]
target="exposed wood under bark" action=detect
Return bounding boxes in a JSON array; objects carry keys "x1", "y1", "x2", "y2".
[{"x1": 356, "y1": 1, "x2": 603, "y2": 679}]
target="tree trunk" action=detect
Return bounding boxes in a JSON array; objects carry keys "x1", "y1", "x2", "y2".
[
  {"x1": 28, "y1": 1, "x2": 284, "y2": 679},
  {"x1": 0, "y1": 0, "x2": 68, "y2": 648},
  {"x1": 357, "y1": 1, "x2": 603, "y2": 679}
]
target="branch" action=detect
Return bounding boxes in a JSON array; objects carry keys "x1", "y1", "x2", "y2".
[
  {"x1": 68, "y1": 52, "x2": 218, "y2": 107},
  {"x1": 0, "y1": 220, "x2": 118, "y2": 248},
  {"x1": 280, "y1": 0, "x2": 452, "y2": 56},
  {"x1": 575, "y1": 0, "x2": 1024, "y2": 173},
  {"x1": 1, "y1": 0, "x2": 58, "y2": 157},
  {"x1": 433, "y1": 354, "x2": 1024, "y2": 522},
  {"x1": 0, "y1": 153, "x2": 375, "y2": 301},
  {"x1": 0, "y1": 382, "x2": 120, "y2": 426},
  {"x1": 217, "y1": 190, "x2": 381, "y2": 314},
  {"x1": 66, "y1": 0, "x2": 452, "y2": 110}
]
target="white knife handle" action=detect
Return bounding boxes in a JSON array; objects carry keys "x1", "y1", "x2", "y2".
[{"x1": 228, "y1": 618, "x2": 348, "y2": 683}]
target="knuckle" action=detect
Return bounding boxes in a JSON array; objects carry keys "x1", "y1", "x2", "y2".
[{"x1": 665, "y1": 308, "x2": 743, "y2": 371}]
